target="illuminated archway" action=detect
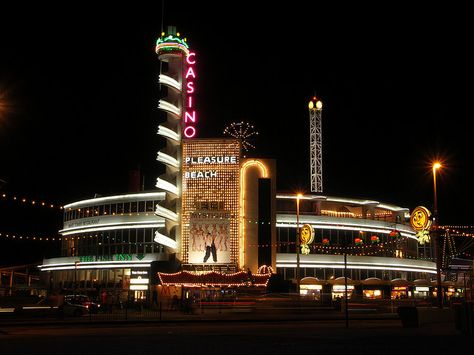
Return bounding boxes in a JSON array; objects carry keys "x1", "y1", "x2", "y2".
[{"x1": 240, "y1": 160, "x2": 268, "y2": 268}]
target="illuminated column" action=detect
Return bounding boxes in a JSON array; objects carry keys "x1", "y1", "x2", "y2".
[
  {"x1": 182, "y1": 140, "x2": 241, "y2": 266},
  {"x1": 240, "y1": 159, "x2": 276, "y2": 272},
  {"x1": 309, "y1": 97, "x2": 323, "y2": 193},
  {"x1": 154, "y1": 26, "x2": 190, "y2": 259}
]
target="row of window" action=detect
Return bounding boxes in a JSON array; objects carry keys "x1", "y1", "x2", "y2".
[
  {"x1": 64, "y1": 200, "x2": 162, "y2": 221},
  {"x1": 62, "y1": 228, "x2": 166, "y2": 256},
  {"x1": 278, "y1": 267, "x2": 429, "y2": 282},
  {"x1": 277, "y1": 227, "x2": 430, "y2": 259}
]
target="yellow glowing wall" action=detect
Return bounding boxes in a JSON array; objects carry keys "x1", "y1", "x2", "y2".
[
  {"x1": 240, "y1": 159, "x2": 276, "y2": 272},
  {"x1": 181, "y1": 139, "x2": 240, "y2": 265}
]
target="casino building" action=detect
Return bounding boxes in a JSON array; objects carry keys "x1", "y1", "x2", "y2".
[{"x1": 39, "y1": 27, "x2": 456, "y2": 304}]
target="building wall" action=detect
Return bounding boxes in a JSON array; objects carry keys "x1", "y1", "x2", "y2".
[
  {"x1": 242, "y1": 159, "x2": 276, "y2": 272},
  {"x1": 181, "y1": 139, "x2": 241, "y2": 265}
]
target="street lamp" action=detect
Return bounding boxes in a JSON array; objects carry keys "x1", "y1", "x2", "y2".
[
  {"x1": 432, "y1": 162, "x2": 441, "y2": 221},
  {"x1": 432, "y1": 161, "x2": 443, "y2": 308},
  {"x1": 74, "y1": 261, "x2": 80, "y2": 298},
  {"x1": 344, "y1": 236, "x2": 349, "y2": 328},
  {"x1": 296, "y1": 193, "x2": 303, "y2": 297}
]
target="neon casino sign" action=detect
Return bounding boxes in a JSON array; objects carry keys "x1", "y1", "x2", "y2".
[{"x1": 184, "y1": 52, "x2": 197, "y2": 138}]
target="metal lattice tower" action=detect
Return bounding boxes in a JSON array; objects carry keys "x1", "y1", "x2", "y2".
[
  {"x1": 441, "y1": 229, "x2": 457, "y2": 269},
  {"x1": 309, "y1": 97, "x2": 323, "y2": 193}
]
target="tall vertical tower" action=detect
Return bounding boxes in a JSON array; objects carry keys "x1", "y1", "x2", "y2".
[
  {"x1": 309, "y1": 97, "x2": 323, "y2": 193},
  {"x1": 154, "y1": 26, "x2": 191, "y2": 259}
]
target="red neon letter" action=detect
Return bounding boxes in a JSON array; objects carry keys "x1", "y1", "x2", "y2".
[
  {"x1": 185, "y1": 67, "x2": 196, "y2": 79},
  {"x1": 184, "y1": 126, "x2": 196, "y2": 138},
  {"x1": 186, "y1": 52, "x2": 196, "y2": 65},
  {"x1": 187, "y1": 96, "x2": 193, "y2": 108},
  {"x1": 185, "y1": 111, "x2": 196, "y2": 123},
  {"x1": 187, "y1": 81, "x2": 194, "y2": 93}
]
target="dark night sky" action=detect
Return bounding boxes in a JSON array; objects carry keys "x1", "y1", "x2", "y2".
[{"x1": 0, "y1": 3, "x2": 472, "y2": 264}]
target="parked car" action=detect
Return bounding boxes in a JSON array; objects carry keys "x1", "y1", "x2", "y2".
[
  {"x1": 14, "y1": 298, "x2": 88, "y2": 317},
  {"x1": 62, "y1": 300, "x2": 89, "y2": 317},
  {"x1": 65, "y1": 294, "x2": 100, "y2": 313}
]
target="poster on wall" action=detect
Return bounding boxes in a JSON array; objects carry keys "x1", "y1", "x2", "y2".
[{"x1": 188, "y1": 215, "x2": 230, "y2": 264}]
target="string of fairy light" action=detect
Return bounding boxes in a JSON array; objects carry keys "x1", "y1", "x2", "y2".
[
  {"x1": 0, "y1": 233, "x2": 61, "y2": 242},
  {"x1": 2, "y1": 192, "x2": 474, "y2": 234},
  {"x1": 0, "y1": 192, "x2": 63, "y2": 242},
  {"x1": 1, "y1": 192, "x2": 473, "y2": 260},
  {"x1": 0, "y1": 232, "x2": 472, "y2": 259},
  {"x1": 1, "y1": 192, "x2": 64, "y2": 210}
]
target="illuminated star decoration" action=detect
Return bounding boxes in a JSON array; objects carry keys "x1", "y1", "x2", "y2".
[
  {"x1": 416, "y1": 230, "x2": 430, "y2": 245},
  {"x1": 301, "y1": 244, "x2": 310, "y2": 255},
  {"x1": 223, "y1": 121, "x2": 259, "y2": 153}
]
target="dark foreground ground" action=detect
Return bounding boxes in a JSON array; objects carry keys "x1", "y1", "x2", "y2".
[{"x1": 1, "y1": 317, "x2": 472, "y2": 355}]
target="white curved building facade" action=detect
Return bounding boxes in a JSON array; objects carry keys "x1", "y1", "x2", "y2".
[
  {"x1": 274, "y1": 193, "x2": 439, "y2": 299},
  {"x1": 39, "y1": 192, "x2": 171, "y2": 300},
  {"x1": 38, "y1": 27, "x2": 454, "y2": 304}
]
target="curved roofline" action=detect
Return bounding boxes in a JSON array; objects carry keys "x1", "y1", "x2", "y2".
[
  {"x1": 64, "y1": 192, "x2": 166, "y2": 209},
  {"x1": 276, "y1": 193, "x2": 409, "y2": 212},
  {"x1": 276, "y1": 214, "x2": 416, "y2": 239}
]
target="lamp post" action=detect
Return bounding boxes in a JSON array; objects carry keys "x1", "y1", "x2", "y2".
[
  {"x1": 74, "y1": 261, "x2": 80, "y2": 299},
  {"x1": 432, "y1": 162, "x2": 443, "y2": 308},
  {"x1": 296, "y1": 193, "x2": 302, "y2": 297},
  {"x1": 344, "y1": 236, "x2": 349, "y2": 328}
]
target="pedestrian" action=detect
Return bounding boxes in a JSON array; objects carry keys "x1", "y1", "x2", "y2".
[
  {"x1": 171, "y1": 295, "x2": 179, "y2": 310},
  {"x1": 106, "y1": 292, "x2": 114, "y2": 313},
  {"x1": 101, "y1": 290, "x2": 108, "y2": 313}
]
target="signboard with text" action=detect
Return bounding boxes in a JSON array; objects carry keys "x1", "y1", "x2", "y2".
[{"x1": 181, "y1": 139, "x2": 240, "y2": 265}]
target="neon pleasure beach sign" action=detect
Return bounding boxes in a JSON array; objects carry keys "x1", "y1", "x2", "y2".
[{"x1": 184, "y1": 52, "x2": 197, "y2": 138}]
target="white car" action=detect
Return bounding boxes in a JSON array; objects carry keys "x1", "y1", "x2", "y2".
[{"x1": 16, "y1": 298, "x2": 88, "y2": 317}]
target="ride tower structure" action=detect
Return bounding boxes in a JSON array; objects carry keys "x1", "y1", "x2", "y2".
[{"x1": 309, "y1": 97, "x2": 323, "y2": 193}]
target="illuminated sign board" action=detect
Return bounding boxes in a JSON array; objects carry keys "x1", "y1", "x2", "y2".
[
  {"x1": 184, "y1": 52, "x2": 197, "y2": 138},
  {"x1": 181, "y1": 139, "x2": 240, "y2": 265},
  {"x1": 130, "y1": 270, "x2": 149, "y2": 290},
  {"x1": 183, "y1": 155, "x2": 239, "y2": 179},
  {"x1": 184, "y1": 171, "x2": 217, "y2": 179},
  {"x1": 185, "y1": 156, "x2": 238, "y2": 165},
  {"x1": 188, "y1": 212, "x2": 231, "y2": 264},
  {"x1": 333, "y1": 285, "x2": 354, "y2": 291},
  {"x1": 300, "y1": 223, "x2": 315, "y2": 255},
  {"x1": 410, "y1": 206, "x2": 432, "y2": 231},
  {"x1": 301, "y1": 285, "x2": 322, "y2": 290},
  {"x1": 79, "y1": 254, "x2": 134, "y2": 262},
  {"x1": 415, "y1": 286, "x2": 430, "y2": 292}
]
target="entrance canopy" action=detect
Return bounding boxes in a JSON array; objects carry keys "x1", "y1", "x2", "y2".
[{"x1": 157, "y1": 271, "x2": 271, "y2": 287}]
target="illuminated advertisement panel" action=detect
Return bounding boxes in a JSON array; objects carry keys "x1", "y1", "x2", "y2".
[
  {"x1": 182, "y1": 139, "x2": 240, "y2": 265},
  {"x1": 189, "y1": 213, "x2": 230, "y2": 264}
]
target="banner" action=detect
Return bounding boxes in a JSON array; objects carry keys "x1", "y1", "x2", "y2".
[{"x1": 188, "y1": 215, "x2": 230, "y2": 264}]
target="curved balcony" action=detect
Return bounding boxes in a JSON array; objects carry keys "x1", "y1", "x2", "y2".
[
  {"x1": 155, "y1": 204, "x2": 179, "y2": 223},
  {"x1": 154, "y1": 230, "x2": 178, "y2": 250},
  {"x1": 158, "y1": 74, "x2": 182, "y2": 92},
  {"x1": 158, "y1": 99, "x2": 181, "y2": 118},
  {"x1": 156, "y1": 177, "x2": 179, "y2": 197},
  {"x1": 157, "y1": 151, "x2": 179, "y2": 169},
  {"x1": 157, "y1": 125, "x2": 180, "y2": 143}
]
